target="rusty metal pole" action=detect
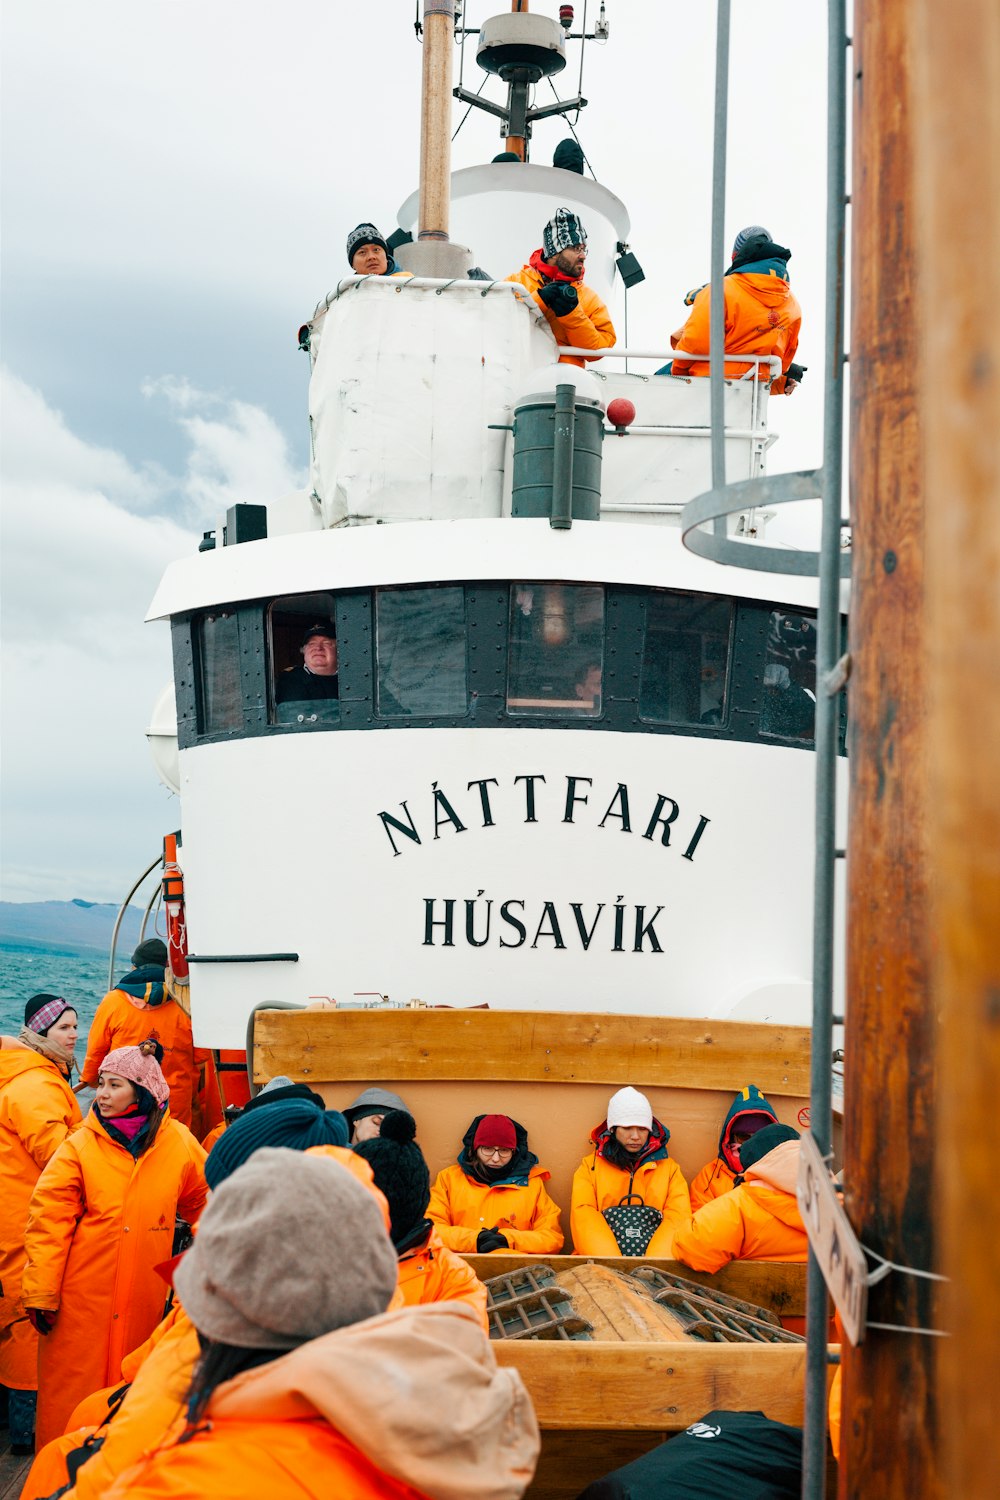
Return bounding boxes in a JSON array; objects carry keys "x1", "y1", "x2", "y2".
[
  {"x1": 840, "y1": 1, "x2": 942, "y2": 1495},
  {"x1": 418, "y1": 0, "x2": 455, "y2": 242},
  {"x1": 912, "y1": 3, "x2": 1000, "y2": 1496}
]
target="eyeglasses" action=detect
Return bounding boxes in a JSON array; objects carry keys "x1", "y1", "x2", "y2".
[{"x1": 477, "y1": 1146, "x2": 513, "y2": 1161}]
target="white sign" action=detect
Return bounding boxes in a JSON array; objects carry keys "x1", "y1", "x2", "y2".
[{"x1": 797, "y1": 1131, "x2": 868, "y2": 1345}]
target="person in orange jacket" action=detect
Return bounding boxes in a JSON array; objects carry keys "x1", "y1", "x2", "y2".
[
  {"x1": 689, "y1": 1084, "x2": 780, "y2": 1211},
  {"x1": 571, "y1": 1087, "x2": 692, "y2": 1257},
  {"x1": 672, "y1": 1123, "x2": 808, "y2": 1274},
  {"x1": 428, "y1": 1113, "x2": 564, "y2": 1256},
  {"x1": 669, "y1": 225, "x2": 804, "y2": 394},
  {"x1": 20, "y1": 1089, "x2": 376, "y2": 1500},
  {"x1": 507, "y1": 208, "x2": 616, "y2": 367},
  {"x1": 90, "y1": 1148, "x2": 539, "y2": 1500},
  {"x1": 79, "y1": 939, "x2": 214, "y2": 1134},
  {"x1": 22, "y1": 1040, "x2": 207, "y2": 1449},
  {"x1": 354, "y1": 1109, "x2": 488, "y2": 1331},
  {"x1": 0, "y1": 995, "x2": 82, "y2": 1453}
]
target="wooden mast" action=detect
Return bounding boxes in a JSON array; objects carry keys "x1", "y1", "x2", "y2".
[
  {"x1": 417, "y1": 0, "x2": 455, "y2": 243},
  {"x1": 841, "y1": 0, "x2": 941, "y2": 1493},
  {"x1": 912, "y1": 2, "x2": 1000, "y2": 1495}
]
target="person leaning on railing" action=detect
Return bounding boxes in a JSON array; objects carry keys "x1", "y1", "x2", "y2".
[
  {"x1": 667, "y1": 225, "x2": 805, "y2": 394},
  {"x1": 507, "y1": 208, "x2": 616, "y2": 368}
]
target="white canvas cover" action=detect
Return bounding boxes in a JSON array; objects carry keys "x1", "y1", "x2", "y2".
[{"x1": 308, "y1": 278, "x2": 556, "y2": 527}]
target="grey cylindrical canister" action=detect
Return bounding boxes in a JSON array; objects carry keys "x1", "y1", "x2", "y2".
[{"x1": 511, "y1": 394, "x2": 604, "y2": 521}]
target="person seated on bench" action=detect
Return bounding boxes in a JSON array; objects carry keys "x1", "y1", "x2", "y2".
[
  {"x1": 689, "y1": 1084, "x2": 779, "y2": 1210},
  {"x1": 343, "y1": 1087, "x2": 411, "y2": 1144},
  {"x1": 427, "y1": 1113, "x2": 563, "y2": 1255},
  {"x1": 571, "y1": 1087, "x2": 691, "y2": 1257},
  {"x1": 353, "y1": 1110, "x2": 488, "y2": 1330},
  {"x1": 672, "y1": 1123, "x2": 808, "y2": 1273}
]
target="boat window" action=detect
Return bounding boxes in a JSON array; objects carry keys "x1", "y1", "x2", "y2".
[
  {"x1": 269, "y1": 592, "x2": 340, "y2": 727},
  {"x1": 639, "y1": 591, "x2": 734, "y2": 726},
  {"x1": 506, "y1": 583, "x2": 605, "y2": 716},
  {"x1": 760, "y1": 609, "x2": 818, "y2": 741},
  {"x1": 195, "y1": 610, "x2": 243, "y2": 735},
  {"x1": 375, "y1": 585, "x2": 468, "y2": 717}
]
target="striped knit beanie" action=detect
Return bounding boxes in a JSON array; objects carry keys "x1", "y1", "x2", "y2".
[
  {"x1": 731, "y1": 224, "x2": 771, "y2": 261},
  {"x1": 543, "y1": 207, "x2": 587, "y2": 260},
  {"x1": 206, "y1": 1096, "x2": 349, "y2": 1189}
]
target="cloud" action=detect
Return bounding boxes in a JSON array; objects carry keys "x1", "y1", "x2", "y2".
[
  {"x1": 0, "y1": 368, "x2": 302, "y2": 901},
  {"x1": 142, "y1": 375, "x2": 306, "y2": 521}
]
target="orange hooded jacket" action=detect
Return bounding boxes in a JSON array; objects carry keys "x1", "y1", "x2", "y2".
[
  {"x1": 80, "y1": 987, "x2": 210, "y2": 1131},
  {"x1": 570, "y1": 1120, "x2": 692, "y2": 1257},
  {"x1": 22, "y1": 1106, "x2": 207, "y2": 1448},
  {"x1": 0, "y1": 1040, "x2": 81, "y2": 1389},
  {"x1": 670, "y1": 270, "x2": 801, "y2": 393},
  {"x1": 397, "y1": 1226, "x2": 489, "y2": 1331},
  {"x1": 428, "y1": 1141, "x2": 563, "y2": 1257},
  {"x1": 97, "y1": 1304, "x2": 538, "y2": 1500},
  {"x1": 671, "y1": 1139, "x2": 808, "y2": 1273},
  {"x1": 32, "y1": 1149, "x2": 400, "y2": 1500},
  {"x1": 507, "y1": 255, "x2": 616, "y2": 367}
]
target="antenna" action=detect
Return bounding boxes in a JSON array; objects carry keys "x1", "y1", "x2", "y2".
[{"x1": 453, "y1": 4, "x2": 598, "y2": 161}]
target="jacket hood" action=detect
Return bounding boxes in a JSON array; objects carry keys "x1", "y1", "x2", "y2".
[
  {"x1": 718, "y1": 1085, "x2": 780, "y2": 1170},
  {"x1": 459, "y1": 1115, "x2": 540, "y2": 1186},
  {"x1": 208, "y1": 1302, "x2": 539, "y2": 1500},
  {"x1": 116, "y1": 964, "x2": 168, "y2": 1008},
  {"x1": 590, "y1": 1115, "x2": 670, "y2": 1168},
  {"x1": 728, "y1": 263, "x2": 794, "y2": 307},
  {"x1": 0, "y1": 1041, "x2": 51, "y2": 1077},
  {"x1": 745, "y1": 1140, "x2": 801, "y2": 1203}
]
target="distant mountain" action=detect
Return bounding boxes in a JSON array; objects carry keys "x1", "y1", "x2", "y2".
[{"x1": 0, "y1": 900, "x2": 146, "y2": 955}]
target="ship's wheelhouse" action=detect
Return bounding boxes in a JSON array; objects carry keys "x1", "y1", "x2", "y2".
[{"x1": 175, "y1": 576, "x2": 844, "y2": 753}]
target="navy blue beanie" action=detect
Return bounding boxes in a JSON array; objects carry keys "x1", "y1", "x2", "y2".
[{"x1": 205, "y1": 1098, "x2": 349, "y2": 1190}]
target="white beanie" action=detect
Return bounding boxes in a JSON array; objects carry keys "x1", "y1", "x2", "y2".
[{"x1": 607, "y1": 1086, "x2": 653, "y2": 1130}]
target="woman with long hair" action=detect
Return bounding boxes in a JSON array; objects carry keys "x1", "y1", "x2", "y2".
[
  {"x1": 21, "y1": 1039, "x2": 207, "y2": 1448},
  {"x1": 0, "y1": 994, "x2": 81, "y2": 1453},
  {"x1": 94, "y1": 1149, "x2": 538, "y2": 1500}
]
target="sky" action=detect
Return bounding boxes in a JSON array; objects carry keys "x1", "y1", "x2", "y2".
[{"x1": 1, "y1": 1, "x2": 833, "y2": 904}]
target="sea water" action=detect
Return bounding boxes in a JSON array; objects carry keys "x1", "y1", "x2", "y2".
[{"x1": 0, "y1": 940, "x2": 114, "y2": 1055}]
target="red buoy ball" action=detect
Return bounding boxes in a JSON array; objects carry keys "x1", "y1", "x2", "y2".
[{"x1": 606, "y1": 397, "x2": 636, "y2": 428}]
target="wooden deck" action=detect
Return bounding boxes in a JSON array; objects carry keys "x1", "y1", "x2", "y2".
[{"x1": 0, "y1": 1433, "x2": 33, "y2": 1500}]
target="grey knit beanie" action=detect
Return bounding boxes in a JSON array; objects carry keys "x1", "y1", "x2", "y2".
[
  {"x1": 731, "y1": 224, "x2": 771, "y2": 261},
  {"x1": 175, "y1": 1147, "x2": 398, "y2": 1349},
  {"x1": 343, "y1": 1086, "x2": 411, "y2": 1130}
]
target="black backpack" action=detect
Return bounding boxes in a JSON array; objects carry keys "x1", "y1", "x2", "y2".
[{"x1": 575, "y1": 1409, "x2": 803, "y2": 1499}]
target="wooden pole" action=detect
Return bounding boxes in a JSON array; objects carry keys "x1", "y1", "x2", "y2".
[
  {"x1": 912, "y1": 3, "x2": 1000, "y2": 1495},
  {"x1": 841, "y1": 1, "x2": 941, "y2": 1494},
  {"x1": 418, "y1": 0, "x2": 454, "y2": 241}
]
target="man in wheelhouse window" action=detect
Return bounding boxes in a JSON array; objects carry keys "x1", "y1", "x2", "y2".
[{"x1": 275, "y1": 621, "x2": 339, "y2": 720}]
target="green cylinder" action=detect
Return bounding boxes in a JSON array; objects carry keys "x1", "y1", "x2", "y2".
[{"x1": 511, "y1": 397, "x2": 604, "y2": 521}]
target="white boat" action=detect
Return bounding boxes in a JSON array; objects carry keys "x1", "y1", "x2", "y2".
[{"x1": 139, "y1": 3, "x2": 845, "y2": 1056}]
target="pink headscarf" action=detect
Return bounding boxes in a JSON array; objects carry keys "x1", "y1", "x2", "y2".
[{"x1": 100, "y1": 1042, "x2": 170, "y2": 1108}]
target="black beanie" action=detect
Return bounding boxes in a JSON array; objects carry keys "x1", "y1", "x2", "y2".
[
  {"x1": 206, "y1": 1098, "x2": 349, "y2": 1190},
  {"x1": 24, "y1": 993, "x2": 73, "y2": 1033},
  {"x1": 242, "y1": 1082, "x2": 326, "y2": 1114},
  {"x1": 738, "y1": 1122, "x2": 799, "y2": 1172},
  {"x1": 131, "y1": 938, "x2": 168, "y2": 968},
  {"x1": 553, "y1": 138, "x2": 585, "y2": 174},
  {"x1": 353, "y1": 1110, "x2": 430, "y2": 1246}
]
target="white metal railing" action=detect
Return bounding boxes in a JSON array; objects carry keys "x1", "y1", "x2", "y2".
[{"x1": 556, "y1": 345, "x2": 784, "y2": 379}]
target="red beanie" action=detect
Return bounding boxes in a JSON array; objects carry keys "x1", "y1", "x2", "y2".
[{"x1": 474, "y1": 1114, "x2": 517, "y2": 1150}]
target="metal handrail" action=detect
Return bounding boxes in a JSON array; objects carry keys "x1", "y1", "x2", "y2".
[{"x1": 557, "y1": 346, "x2": 783, "y2": 377}]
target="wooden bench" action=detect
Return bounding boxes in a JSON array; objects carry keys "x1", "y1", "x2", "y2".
[{"x1": 252, "y1": 1007, "x2": 819, "y2": 1498}]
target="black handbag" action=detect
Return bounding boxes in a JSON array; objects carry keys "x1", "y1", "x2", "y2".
[{"x1": 602, "y1": 1192, "x2": 663, "y2": 1255}]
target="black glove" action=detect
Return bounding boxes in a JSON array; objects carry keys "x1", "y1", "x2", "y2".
[
  {"x1": 786, "y1": 363, "x2": 806, "y2": 383},
  {"x1": 538, "y1": 281, "x2": 579, "y2": 316},
  {"x1": 476, "y1": 1228, "x2": 510, "y2": 1253}
]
